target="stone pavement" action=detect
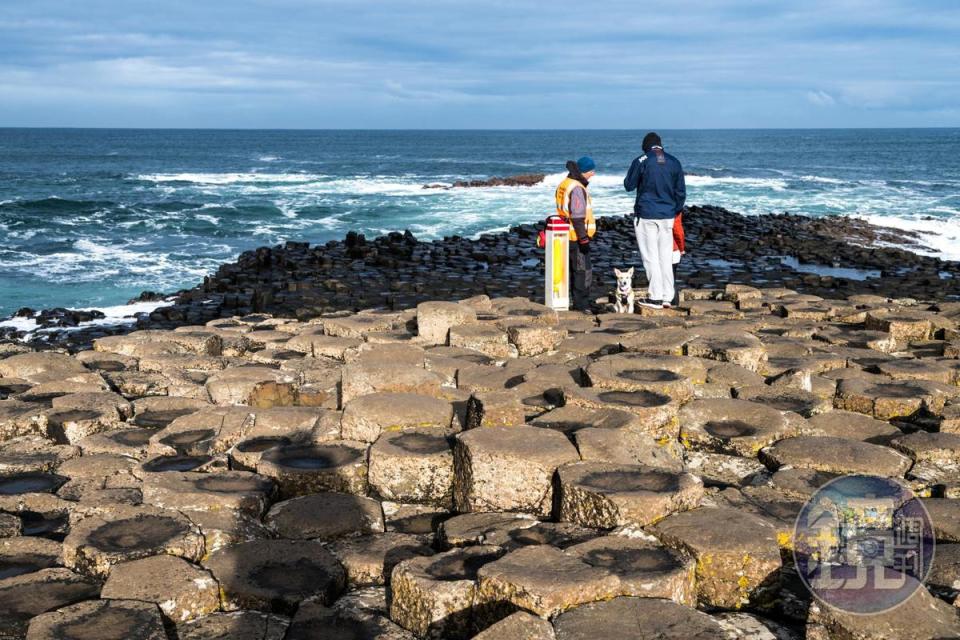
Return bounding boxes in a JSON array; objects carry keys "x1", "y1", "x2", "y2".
[{"x1": 1, "y1": 283, "x2": 959, "y2": 638}]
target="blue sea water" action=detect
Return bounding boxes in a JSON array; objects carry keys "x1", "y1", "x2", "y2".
[{"x1": 1, "y1": 128, "x2": 959, "y2": 316}]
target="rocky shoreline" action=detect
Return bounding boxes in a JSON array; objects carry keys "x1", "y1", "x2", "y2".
[
  {"x1": 3, "y1": 204, "x2": 960, "y2": 352},
  {"x1": 0, "y1": 281, "x2": 958, "y2": 638}
]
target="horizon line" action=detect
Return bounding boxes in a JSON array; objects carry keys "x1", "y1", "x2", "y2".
[{"x1": 1, "y1": 126, "x2": 958, "y2": 132}]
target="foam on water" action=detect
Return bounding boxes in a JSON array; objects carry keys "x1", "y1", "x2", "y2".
[
  {"x1": 2, "y1": 129, "x2": 959, "y2": 316},
  {"x1": 0, "y1": 299, "x2": 171, "y2": 339}
]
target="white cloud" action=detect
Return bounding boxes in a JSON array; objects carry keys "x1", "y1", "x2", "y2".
[{"x1": 806, "y1": 90, "x2": 836, "y2": 106}]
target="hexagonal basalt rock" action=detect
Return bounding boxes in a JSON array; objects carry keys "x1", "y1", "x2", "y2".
[
  {"x1": 874, "y1": 358, "x2": 957, "y2": 384},
  {"x1": 286, "y1": 601, "x2": 415, "y2": 640},
  {"x1": 683, "y1": 451, "x2": 767, "y2": 487},
  {"x1": 584, "y1": 358, "x2": 694, "y2": 404},
  {"x1": 139, "y1": 453, "x2": 218, "y2": 474},
  {"x1": 0, "y1": 437, "x2": 78, "y2": 474},
  {"x1": 204, "y1": 366, "x2": 299, "y2": 407},
  {"x1": 324, "y1": 313, "x2": 398, "y2": 339},
  {"x1": 264, "y1": 492, "x2": 384, "y2": 540},
  {"x1": 369, "y1": 429, "x2": 454, "y2": 507},
  {"x1": 0, "y1": 568, "x2": 100, "y2": 635},
  {"x1": 417, "y1": 301, "x2": 478, "y2": 345},
  {"x1": 341, "y1": 363, "x2": 445, "y2": 405},
  {"x1": 835, "y1": 378, "x2": 958, "y2": 420},
  {"x1": 552, "y1": 596, "x2": 725, "y2": 640},
  {"x1": 864, "y1": 310, "x2": 935, "y2": 342},
  {"x1": 475, "y1": 544, "x2": 620, "y2": 619},
  {"x1": 341, "y1": 392, "x2": 454, "y2": 443},
  {"x1": 464, "y1": 389, "x2": 527, "y2": 429},
  {"x1": 0, "y1": 400, "x2": 48, "y2": 441},
  {"x1": 734, "y1": 385, "x2": 832, "y2": 418},
  {"x1": 805, "y1": 410, "x2": 901, "y2": 443},
  {"x1": 148, "y1": 406, "x2": 255, "y2": 458},
  {"x1": 25, "y1": 599, "x2": 169, "y2": 640},
  {"x1": 390, "y1": 545, "x2": 502, "y2": 639},
  {"x1": 759, "y1": 436, "x2": 912, "y2": 477},
  {"x1": 684, "y1": 332, "x2": 767, "y2": 372},
  {"x1": 183, "y1": 510, "x2": 270, "y2": 555},
  {"x1": 438, "y1": 513, "x2": 539, "y2": 548},
  {"x1": 329, "y1": 532, "x2": 434, "y2": 587},
  {"x1": 77, "y1": 427, "x2": 158, "y2": 459},
  {"x1": 567, "y1": 534, "x2": 696, "y2": 604},
  {"x1": 257, "y1": 441, "x2": 368, "y2": 497},
  {"x1": 141, "y1": 470, "x2": 276, "y2": 519},
  {"x1": 205, "y1": 539, "x2": 346, "y2": 614},
  {"x1": 0, "y1": 537, "x2": 62, "y2": 579},
  {"x1": 768, "y1": 468, "x2": 842, "y2": 501},
  {"x1": 923, "y1": 498, "x2": 960, "y2": 542},
  {"x1": 284, "y1": 329, "x2": 361, "y2": 360},
  {"x1": 62, "y1": 505, "x2": 205, "y2": 578},
  {"x1": 891, "y1": 431, "x2": 960, "y2": 464},
  {"x1": 453, "y1": 426, "x2": 579, "y2": 516},
  {"x1": 474, "y1": 520, "x2": 599, "y2": 552},
  {"x1": 528, "y1": 404, "x2": 639, "y2": 435},
  {"x1": 0, "y1": 352, "x2": 88, "y2": 385},
  {"x1": 471, "y1": 611, "x2": 555, "y2": 640},
  {"x1": 0, "y1": 471, "x2": 68, "y2": 496},
  {"x1": 178, "y1": 611, "x2": 291, "y2": 640},
  {"x1": 561, "y1": 387, "x2": 678, "y2": 436},
  {"x1": 679, "y1": 398, "x2": 804, "y2": 457},
  {"x1": 650, "y1": 507, "x2": 782, "y2": 609},
  {"x1": 506, "y1": 324, "x2": 567, "y2": 357},
  {"x1": 807, "y1": 580, "x2": 960, "y2": 640},
  {"x1": 131, "y1": 396, "x2": 212, "y2": 429},
  {"x1": 558, "y1": 462, "x2": 703, "y2": 529},
  {"x1": 574, "y1": 428, "x2": 684, "y2": 472},
  {"x1": 43, "y1": 391, "x2": 132, "y2": 443},
  {"x1": 101, "y1": 554, "x2": 219, "y2": 623},
  {"x1": 449, "y1": 324, "x2": 515, "y2": 360}
]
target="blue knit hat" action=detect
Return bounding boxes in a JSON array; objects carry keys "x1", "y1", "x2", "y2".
[{"x1": 576, "y1": 156, "x2": 596, "y2": 173}]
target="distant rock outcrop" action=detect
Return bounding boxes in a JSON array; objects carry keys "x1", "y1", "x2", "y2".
[{"x1": 423, "y1": 174, "x2": 545, "y2": 189}]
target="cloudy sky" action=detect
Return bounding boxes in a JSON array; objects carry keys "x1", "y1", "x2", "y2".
[{"x1": 1, "y1": 0, "x2": 958, "y2": 128}]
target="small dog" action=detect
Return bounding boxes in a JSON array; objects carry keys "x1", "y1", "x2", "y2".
[{"x1": 613, "y1": 268, "x2": 635, "y2": 313}]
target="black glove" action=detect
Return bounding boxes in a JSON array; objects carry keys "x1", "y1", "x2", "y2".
[{"x1": 578, "y1": 241, "x2": 591, "y2": 255}]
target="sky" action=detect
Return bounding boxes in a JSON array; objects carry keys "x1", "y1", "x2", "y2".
[{"x1": 0, "y1": 0, "x2": 958, "y2": 129}]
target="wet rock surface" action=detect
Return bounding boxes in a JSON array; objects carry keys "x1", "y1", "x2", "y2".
[{"x1": 1, "y1": 278, "x2": 960, "y2": 638}]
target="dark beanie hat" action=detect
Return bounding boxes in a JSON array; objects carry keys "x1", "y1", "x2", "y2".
[
  {"x1": 576, "y1": 156, "x2": 596, "y2": 173},
  {"x1": 642, "y1": 132, "x2": 662, "y2": 153}
]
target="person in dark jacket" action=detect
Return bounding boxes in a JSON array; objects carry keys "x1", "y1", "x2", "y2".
[
  {"x1": 555, "y1": 156, "x2": 597, "y2": 311},
  {"x1": 624, "y1": 132, "x2": 686, "y2": 308}
]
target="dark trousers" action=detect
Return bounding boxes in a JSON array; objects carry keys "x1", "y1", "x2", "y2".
[{"x1": 569, "y1": 243, "x2": 592, "y2": 311}]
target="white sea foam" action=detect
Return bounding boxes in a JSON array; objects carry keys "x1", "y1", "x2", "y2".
[
  {"x1": 137, "y1": 172, "x2": 326, "y2": 185},
  {"x1": 684, "y1": 175, "x2": 789, "y2": 191},
  {"x1": 0, "y1": 299, "x2": 173, "y2": 338},
  {"x1": 860, "y1": 214, "x2": 960, "y2": 261}
]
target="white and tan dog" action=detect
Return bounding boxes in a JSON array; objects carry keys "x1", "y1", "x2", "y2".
[{"x1": 613, "y1": 267, "x2": 635, "y2": 313}]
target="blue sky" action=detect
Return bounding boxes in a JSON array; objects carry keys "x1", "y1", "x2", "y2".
[{"x1": 1, "y1": 0, "x2": 958, "y2": 128}]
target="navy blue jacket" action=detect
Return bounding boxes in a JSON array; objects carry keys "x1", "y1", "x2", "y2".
[{"x1": 623, "y1": 147, "x2": 686, "y2": 219}]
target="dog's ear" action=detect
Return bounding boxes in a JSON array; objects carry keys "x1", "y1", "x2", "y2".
[
  {"x1": 614, "y1": 268, "x2": 622, "y2": 277},
  {"x1": 627, "y1": 267, "x2": 634, "y2": 277}
]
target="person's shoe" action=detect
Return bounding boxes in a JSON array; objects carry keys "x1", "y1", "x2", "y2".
[
  {"x1": 639, "y1": 299, "x2": 663, "y2": 309},
  {"x1": 662, "y1": 302, "x2": 672, "y2": 309}
]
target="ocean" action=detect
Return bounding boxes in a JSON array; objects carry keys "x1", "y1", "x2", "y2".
[{"x1": 1, "y1": 128, "x2": 958, "y2": 317}]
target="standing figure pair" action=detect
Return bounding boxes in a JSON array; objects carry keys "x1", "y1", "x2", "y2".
[{"x1": 624, "y1": 132, "x2": 686, "y2": 309}]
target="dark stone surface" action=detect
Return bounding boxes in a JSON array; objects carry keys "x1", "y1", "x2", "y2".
[{"x1": 6, "y1": 205, "x2": 960, "y2": 351}]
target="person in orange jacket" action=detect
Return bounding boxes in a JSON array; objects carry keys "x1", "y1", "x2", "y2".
[{"x1": 672, "y1": 212, "x2": 685, "y2": 264}]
